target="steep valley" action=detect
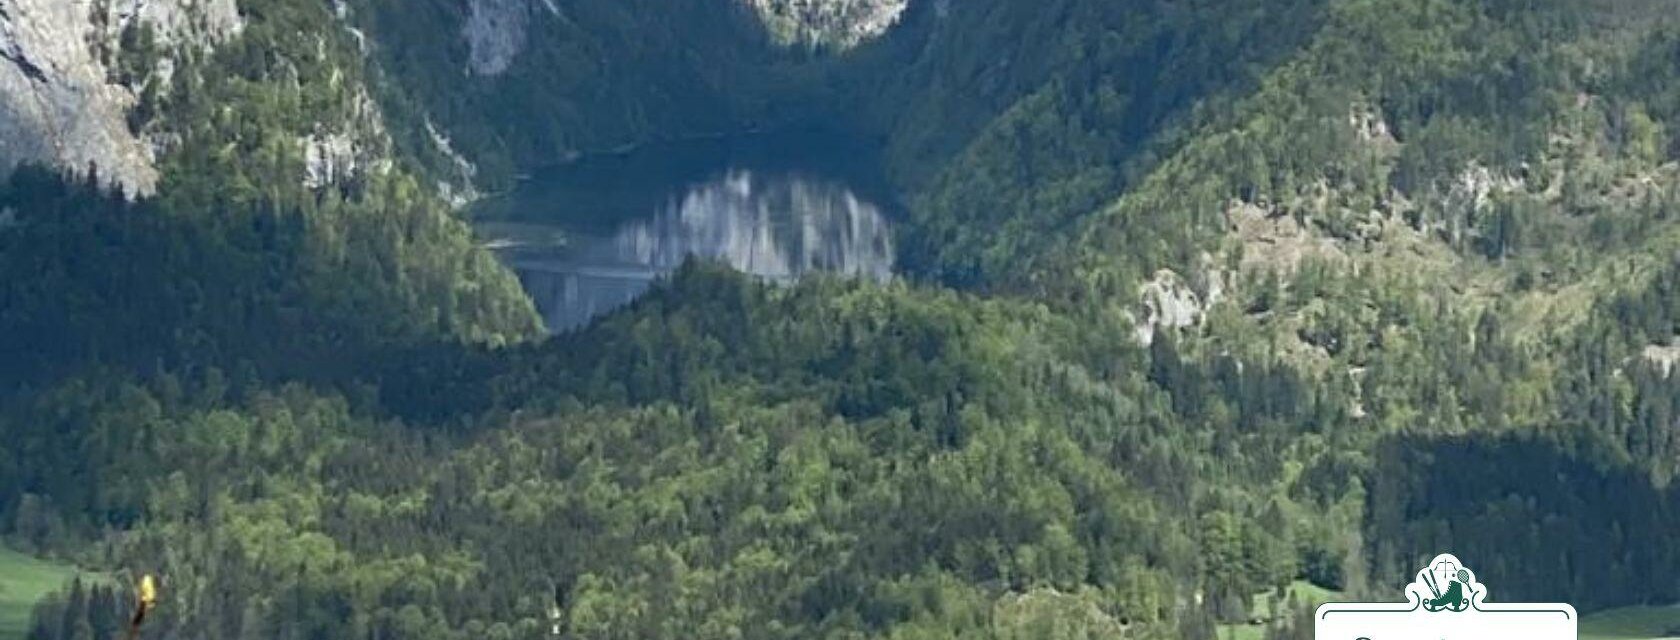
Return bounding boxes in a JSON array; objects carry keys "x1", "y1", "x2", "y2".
[{"x1": 3, "y1": 1, "x2": 1680, "y2": 639}]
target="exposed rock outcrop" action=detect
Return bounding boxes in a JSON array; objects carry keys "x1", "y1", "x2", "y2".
[
  {"x1": 103, "y1": 0, "x2": 240, "y2": 51},
  {"x1": 1135, "y1": 269, "x2": 1206, "y2": 346},
  {"x1": 1228, "y1": 199, "x2": 1351, "y2": 274},
  {"x1": 0, "y1": 0, "x2": 240, "y2": 194},
  {"x1": 742, "y1": 0, "x2": 908, "y2": 49},
  {"x1": 1645, "y1": 340, "x2": 1680, "y2": 377},
  {"x1": 463, "y1": 0, "x2": 558, "y2": 76},
  {"x1": 426, "y1": 118, "x2": 480, "y2": 206},
  {"x1": 301, "y1": 87, "x2": 392, "y2": 190}
]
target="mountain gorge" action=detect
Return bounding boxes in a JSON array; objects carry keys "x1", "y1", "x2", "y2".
[{"x1": 4, "y1": 1, "x2": 1680, "y2": 639}]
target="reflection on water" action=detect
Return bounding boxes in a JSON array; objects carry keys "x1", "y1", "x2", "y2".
[
  {"x1": 619, "y1": 171, "x2": 894, "y2": 279},
  {"x1": 485, "y1": 167, "x2": 895, "y2": 332}
]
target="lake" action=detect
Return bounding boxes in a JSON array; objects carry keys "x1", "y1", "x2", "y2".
[{"x1": 473, "y1": 131, "x2": 900, "y2": 332}]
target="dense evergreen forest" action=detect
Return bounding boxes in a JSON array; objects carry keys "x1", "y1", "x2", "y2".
[{"x1": 4, "y1": 0, "x2": 1680, "y2": 638}]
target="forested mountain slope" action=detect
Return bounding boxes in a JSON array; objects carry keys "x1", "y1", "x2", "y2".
[
  {"x1": 3, "y1": 0, "x2": 1680, "y2": 639},
  {"x1": 0, "y1": 0, "x2": 540, "y2": 390}
]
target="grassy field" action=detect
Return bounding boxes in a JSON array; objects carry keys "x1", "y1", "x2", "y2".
[
  {"x1": 0, "y1": 546, "x2": 81, "y2": 640},
  {"x1": 1217, "y1": 580, "x2": 1342, "y2": 640},
  {"x1": 1581, "y1": 604, "x2": 1680, "y2": 640}
]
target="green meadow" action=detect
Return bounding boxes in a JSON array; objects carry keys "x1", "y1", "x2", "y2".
[
  {"x1": 1581, "y1": 604, "x2": 1680, "y2": 640},
  {"x1": 0, "y1": 547, "x2": 81, "y2": 640}
]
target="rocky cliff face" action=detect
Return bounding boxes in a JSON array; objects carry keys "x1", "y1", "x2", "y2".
[
  {"x1": 1, "y1": 0, "x2": 908, "y2": 197},
  {"x1": 456, "y1": 0, "x2": 906, "y2": 78},
  {"x1": 0, "y1": 0, "x2": 239, "y2": 194},
  {"x1": 742, "y1": 0, "x2": 908, "y2": 48},
  {"x1": 462, "y1": 0, "x2": 558, "y2": 76}
]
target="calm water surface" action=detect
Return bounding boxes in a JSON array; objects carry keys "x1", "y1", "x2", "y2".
[{"x1": 473, "y1": 132, "x2": 899, "y2": 332}]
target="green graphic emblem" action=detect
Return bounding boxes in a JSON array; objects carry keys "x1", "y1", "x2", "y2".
[
  {"x1": 1416, "y1": 558, "x2": 1475, "y2": 612},
  {"x1": 1316, "y1": 553, "x2": 1576, "y2": 639}
]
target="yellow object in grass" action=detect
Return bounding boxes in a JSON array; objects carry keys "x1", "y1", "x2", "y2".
[{"x1": 138, "y1": 575, "x2": 156, "y2": 608}]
